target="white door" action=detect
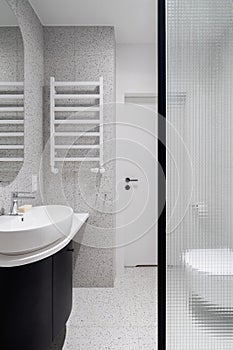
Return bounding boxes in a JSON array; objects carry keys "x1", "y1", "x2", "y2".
[{"x1": 116, "y1": 95, "x2": 157, "y2": 268}]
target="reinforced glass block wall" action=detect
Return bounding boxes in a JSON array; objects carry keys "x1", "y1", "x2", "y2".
[{"x1": 166, "y1": 0, "x2": 233, "y2": 348}]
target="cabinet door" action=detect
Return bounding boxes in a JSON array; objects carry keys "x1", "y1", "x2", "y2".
[
  {"x1": 53, "y1": 241, "x2": 73, "y2": 339},
  {"x1": 0, "y1": 257, "x2": 53, "y2": 350}
]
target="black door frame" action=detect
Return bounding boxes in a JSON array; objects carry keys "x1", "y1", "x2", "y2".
[{"x1": 158, "y1": 0, "x2": 166, "y2": 349}]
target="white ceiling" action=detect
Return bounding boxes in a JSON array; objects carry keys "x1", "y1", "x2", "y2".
[
  {"x1": 0, "y1": 1, "x2": 18, "y2": 26},
  {"x1": 28, "y1": 0, "x2": 156, "y2": 44}
]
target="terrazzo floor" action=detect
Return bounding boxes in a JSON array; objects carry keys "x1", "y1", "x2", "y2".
[{"x1": 63, "y1": 267, "x2": 157, "y2": 349}]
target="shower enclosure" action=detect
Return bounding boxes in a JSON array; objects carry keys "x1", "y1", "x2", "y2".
[{"x1": 164, "y1": 0, "x2": 233, "y2": 349}]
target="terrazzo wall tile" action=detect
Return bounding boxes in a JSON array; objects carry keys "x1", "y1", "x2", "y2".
[
  {"x1": 0, "y1": 26, "x2": 24, "y2": 182},
  {"x1": 0, "y1": 27, "x2": 24, "y2": 82},
  {"x1": 44, "y1": 27, "x2": 76, "y2": 85},
  {"x1": 43, "y1": 26, "x2": 116, "y2": 287},
  {"x1": 0, "y1": 0, "x2": 44, "y2": 212}
]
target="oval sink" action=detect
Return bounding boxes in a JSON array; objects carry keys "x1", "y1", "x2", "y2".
[{"x1": 0, "y1": 205, "x2": 73, "y2": 255}]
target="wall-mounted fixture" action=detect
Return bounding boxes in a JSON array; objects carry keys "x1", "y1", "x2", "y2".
[{"x1": 50, "y1": 77, "x2": 104, "y2": 174}]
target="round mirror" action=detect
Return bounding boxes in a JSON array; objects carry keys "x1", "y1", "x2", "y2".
[{"x1": 0, "y1": 0, "x2": 24, "y2": 183}]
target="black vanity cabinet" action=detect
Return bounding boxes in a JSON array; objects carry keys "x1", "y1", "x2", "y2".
[
  {"x1": 0, "y1": 242, "x2": 73, "y2": 350},
  {"x1": 53, "y1": 241, "x2": 73, "y2": 338}
]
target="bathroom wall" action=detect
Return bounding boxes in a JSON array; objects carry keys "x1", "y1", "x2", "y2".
[
  {"x1": 43, "y1": 27, "x2": 116, "y2": 287},
  {"x1": 116, "y1": 44, "x2": 157, "y2": 102},
  {"x1": 0, "y1": 0, "x2": 44, "y2": 211},
  {"x1": 0, "y1": 27, "x2": 24, "y2": 81},
  {"x1": 0, "y1": 26, "x2": 24, "y2": 182},
  {"x1": 0, "y1": 4, "x2": 116, "y2": 288}
]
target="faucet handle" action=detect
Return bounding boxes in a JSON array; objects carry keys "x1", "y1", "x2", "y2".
[
  {"x1": 11, "y1": 191, "x2": 18, "y2": 199},
  {"x1": 12, "y1": 191, "x2": 35, "y2": 199}
]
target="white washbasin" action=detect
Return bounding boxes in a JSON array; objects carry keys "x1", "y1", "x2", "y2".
[{"x1": 0, "y1": 205, "x2": 73, "y2": 255}]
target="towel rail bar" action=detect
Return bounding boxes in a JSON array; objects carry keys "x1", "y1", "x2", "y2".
[{"x1": 50, "y1": 77, "x2": 104, "y2": 173}]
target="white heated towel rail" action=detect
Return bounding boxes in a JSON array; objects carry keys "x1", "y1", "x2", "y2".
[
  {"x1": 50, "y1": 77, "x2": 104, "y2": 174},
  {"x1": 0, "y1": 82, "x2": 24, "y2": 162}
]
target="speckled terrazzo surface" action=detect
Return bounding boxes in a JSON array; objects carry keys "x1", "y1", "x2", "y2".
[
  {"x1": 1, "y1": 0, "x2": 44, "y2": 210},
  {"x1": 42, "y1": 26, "x2": 116, "y2": 288},
  {"x1": 50, "y1": 267, "x2": 157, "y2": 350},
  {"x1": 0, "y1": 27, "x2": 24, "y2": 82},
  {"x1": 0, "y1": 26, "x2": 24, "y2": 182}
]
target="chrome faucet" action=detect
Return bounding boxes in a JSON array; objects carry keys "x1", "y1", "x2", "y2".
[{"x1": 10, "y1": 191, "x2": 35, "y2": 216}]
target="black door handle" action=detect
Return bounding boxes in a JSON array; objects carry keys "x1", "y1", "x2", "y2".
[{"x1": 125, "y1": 177, "x2": 138, "y2": 183}]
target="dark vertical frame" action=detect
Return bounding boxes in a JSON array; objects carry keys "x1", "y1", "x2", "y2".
[{"x1": 158, "y1": 0, "x2": 166, "y2": 349}]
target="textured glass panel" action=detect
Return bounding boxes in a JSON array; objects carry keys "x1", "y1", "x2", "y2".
[{"x1": 167, "y1": 0, "x2": 233, "y2": 349}]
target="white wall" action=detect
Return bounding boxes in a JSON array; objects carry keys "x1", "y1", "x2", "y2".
[
  {"x1": 116, "y1": 44, "x2": 157, "y2": 275},
  {"x1": 116, "y1": 44, "x2": 157, "y2": 102}
]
